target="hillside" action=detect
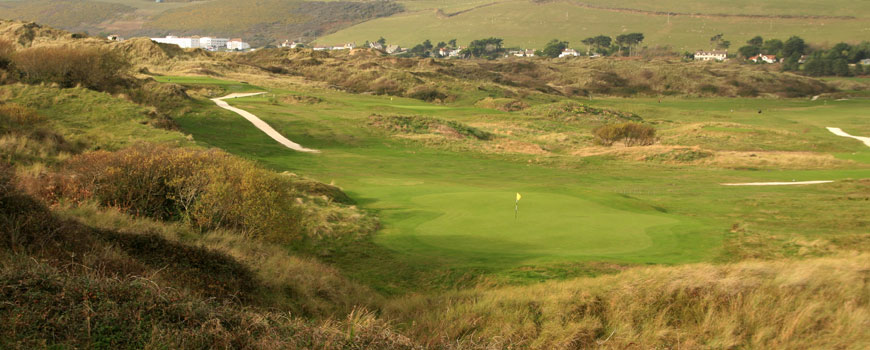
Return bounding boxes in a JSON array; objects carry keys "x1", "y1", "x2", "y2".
[
  {"x1": 2, "y1": 0, "x2": 870, "y2": 49},
  {"x1": 0, "y1": 0, "x2": 403, "y2": 46},
  {"x1": 319, "y1": 0, "x2": 870, "y2": 50}
]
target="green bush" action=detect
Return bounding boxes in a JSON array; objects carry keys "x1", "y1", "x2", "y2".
[{"x1": 593, "y1": 122, "x2": 656, "y2": 147}]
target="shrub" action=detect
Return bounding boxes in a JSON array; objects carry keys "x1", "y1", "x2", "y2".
[
  {"x1": 406, "y1": 84, "x2": 448, "y2": 102},
  {"x1": 593, "y1": 122, "x2": 656, "y2": 147},
  {"x1": 46, "y1": 144, "x2": 305, "y2": 243},
  {"x1": 12, "y1": 46, "x2": 130, "y2": 92}
]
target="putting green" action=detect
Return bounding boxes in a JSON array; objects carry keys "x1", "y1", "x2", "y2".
[{"x1": 409, "y1": 192, "x2": 677, "y2": 257}]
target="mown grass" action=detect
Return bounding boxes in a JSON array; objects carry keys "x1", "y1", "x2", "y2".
[{"x1": 166, "y1": 75, "x2": 870, "y2": 292}]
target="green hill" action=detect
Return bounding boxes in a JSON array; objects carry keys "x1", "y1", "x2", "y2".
[{"x1": 320, "y1": 0, "x2": 870, "y2": 50}]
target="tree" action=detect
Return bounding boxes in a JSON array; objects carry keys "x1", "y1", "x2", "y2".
[
  {"x1": 710, "y1": 33, "x2": 729, "y2": 49},
  {"x1": 761, "y1": 39, "x2": 784, "y2": 56},
  {"x1": 747, "y1": 36, "x2": 764, "y2": 47},
  {"x1": 581, "y1": 37, "x2": 596, "y2": 54},
  {"x1": 377, "y1": 37, "x2": 387, "y2": 45},
  {"x1": 436, "y1": 41, "x2": 446, "y2": 49},
  {"x1": 782, "y1": 55, "x2": 800, "y2": 71},
  {"x1": 832, "y1": 58, "x2": 851, "y2": 76},
  {"x1": 853, "y1": 64, "x2": 865, "y2": 76},
  {"x1": 465, "y1": 37, "x2": 504, "y2": 59},
  {"x1": 616, "y1": 33, "x2": 644, "y2": 56},
  {"x1": 783, "y1": 36, "x2": 807, "y2": 60},
  {"x1": 422, "y1": 39, "x2": 433, "y2": 51},
  {"x1": 738, "y1": 45, "x2": 761, "y2": 58},
  {"x1": 541, "y1": 39, "x2": 569, "y2": 58},
  {"x1": 827, "y1": 42, "x2": 851, "y2": 60},
  {"x1": 448, "y1": 39, "x2": 457, "y2": 48}
]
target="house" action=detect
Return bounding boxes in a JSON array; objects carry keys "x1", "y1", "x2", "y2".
[
  {"x1": 281, "y1": 40, "x2": 300, "y2": 48},
  {"x1": 438, "y1": 47, "x2": 450, "y2": 57},
  {"x1": 106, "y1": 34, "x2": 123, "y2": 41},
  {"x1": 200, "y1": 37, "x2": 229, "y2": 51},
  {"x1": 694, "y1": 50, "x2": 727, "y2": 61},
  {"x1": 448, "y1": 47, "x2": 464, "y2": 57},
  {"x1": 860, "y1": 59, "x2": 870, "y2": 66},
  {"x1": 227, "y1": 38, "x2": 251, "y2": 51},
  {"x1": 369, "y1": 42, "x2": 384, "y2": 50},
  {"x1": 151, "y1": 36, "x2": 200, "y2": 49},
  {"x1": 312, "y1": 46, "x2": 329, "y2": 51},
  {"x1": 507, "y1": 49, "x2": 536, "y2": 58},
  {"x1": 385, "y1": 45, "x2": 401, "y2": 54},
  {"x1": 749, "y1": 54, "x2": 778, "y2": 64},
  {"x1": 559, "y1": 48, "x2": 579, "y2": 58}
]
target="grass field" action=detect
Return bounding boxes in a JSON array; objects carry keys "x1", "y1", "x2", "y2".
[
  {"x1": 155, "y1": 75, "x2": 870, "y2": 292},
  {"x1": 320, "y1": 0, "x2": 870, "y2": 51}
]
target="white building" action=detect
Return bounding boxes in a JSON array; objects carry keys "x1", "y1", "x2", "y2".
[
  {"x1": 694, "y1": 50, "x2": 728, "y2": 61},
  {"x1": 107, "y1": 34, "x2": 123, "y2": 42},
  {"x1": 282, "y1": 40, "x2": 301, "y2": 48},
  {"x1": 559, "y1": 48, "x2": 580, "y2": 58},
  {"x1": 749, "y1": 54, "x2": 778, "y2": 64},
  {"x1": 860, "y1": 59, "x2": 870, "y2": 66},
  {"x1": 448, "y1": 47, "x2": 463, "y2": 57},
  {"x1": 151, "y1": 36, "x2": 200, "y2": 49},
  {"x1": 227, "y1": 38, "x2": 251, "y2": 51},
  {"x1": 200, "y1": 37, "x2": 229, "y2": 51}
]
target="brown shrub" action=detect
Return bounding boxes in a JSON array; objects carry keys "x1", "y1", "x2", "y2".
[
  {"x1": 46, "y1": 144, "x2": 304, "y2": 243},
  {"x1": 12, "y1": 46, "x2": 130, "y2": 92},
  {"x1": 406, "y1": 84, "x2": 447, "y2": 102},
  {"x1": 593, "y1": 122, "x2": 656, "y2": 147}
]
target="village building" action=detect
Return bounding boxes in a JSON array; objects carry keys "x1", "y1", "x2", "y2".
[
  {"x1": 106, "y1": 34, "x2": 123, "y2": 42},
  {"x1": 448, "y1": 47, "x2": 464, "y2": 57},
  {"x1": 860, "y1": 59, "x2": 870, "y2": 66},
  {"x1": 694, "y1": 50, "x2": 727, "y2": 61},
  {"x1": 508, "y1": 49, "x2": 536, "y2": 58},
  {"x1": 281, "y1": 40, "x2": 301, "y2": 48},
  {"x1": 559, "y1": 48, "x2": 580, "y2": 58},
  {"x1": 227, "y1": 38, "x2": 251, "y2": 51},
  {"x1": 312, "y1": 46, "x2": 329, "y2": 51},
  {"x1": 200, "y1": 37, "x2": 229, "y2": 51},
  {"x1": 385, "y1": 45, "x2": 402, "y2": 54},
  {"x1": 369, "y1": 42, "x2": 384, "y2": 50},
  {"x1": 438, "y1": 47, "x2": 450, "y2": 57},
  {"x1": 151, "y1": 36, "x2": 200, "y2": 49},
  {"x1": 749, "y1": 54, "x2": 779, "y2": 64}
]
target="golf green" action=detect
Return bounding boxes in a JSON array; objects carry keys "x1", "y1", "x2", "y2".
[{"x1": 410, "y1": 192, "x2": 676, "y2": 256}]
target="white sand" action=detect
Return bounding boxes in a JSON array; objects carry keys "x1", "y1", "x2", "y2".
[{"x1": 212, "y1": 93, "x2": 319, "y2": 153}]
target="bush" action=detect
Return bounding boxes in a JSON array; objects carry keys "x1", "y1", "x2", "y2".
[
  {"x1": 406, "y1": 84, "x2": 448, "y2": 102},
  {"x1": 46, "y1": 144, "x2": 304, "y2": 243},
  {"x1": 593, "y1": 122, "x2": 656, "y2": 147},
  {"x1": 12, "y1": 46, "x2": 130, "y2": 92}
]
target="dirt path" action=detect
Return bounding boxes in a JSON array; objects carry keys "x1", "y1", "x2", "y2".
[
  {"x1": 721, "y1": 181, "x2": 834, "y2": 186},
  {"x1": 827, "y1": 127, "x2": 870, "y2": 148},
  {"x1": 211, "y1": 93, "x2": 319, "y2": 153}
]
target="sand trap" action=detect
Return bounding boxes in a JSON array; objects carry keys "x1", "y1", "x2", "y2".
[
  {"x1": 721, "y1": 181, "x2": 834, "y2": 186},
  {"x1": 827, "y1": 127, "x2": 870, "y2": 148},
  {"x1": 212, "y1": 93, "x2": 319, "y2": 153}
]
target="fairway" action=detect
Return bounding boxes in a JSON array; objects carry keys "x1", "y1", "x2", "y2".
[
  {"x1": 164, "y1": 75, "x2": 870, "y2": 289},
  {"x1": 410, "y1": 192, "x2": 673, "y2": 256}
]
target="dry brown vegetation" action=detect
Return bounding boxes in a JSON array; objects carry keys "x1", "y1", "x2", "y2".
[{"x1": 384, "y1": 254, "x2": 870, "y2": 349}]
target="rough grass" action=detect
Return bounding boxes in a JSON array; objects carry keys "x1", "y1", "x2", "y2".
[{"x1": 385, "y1": 253, "x2": 870, "y2": 349}]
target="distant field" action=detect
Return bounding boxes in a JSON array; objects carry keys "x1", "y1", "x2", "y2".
[
  {"x1": 160, "y1": 75, "x2": 870, "y2": 291},
  {"x1": 320, "y1": 0, "x2": 870, "y2": 50}
]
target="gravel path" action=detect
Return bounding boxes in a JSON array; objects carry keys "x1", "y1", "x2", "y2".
[
  {"x1": 721, "y1": 181, "x2": 834, "y2": 186},
  {"x1": 827, "y1": 127, "x2": 870, "y2": 147},
  {"x1": 212, "y1": 93, "x2": 319, "y2": 153}
]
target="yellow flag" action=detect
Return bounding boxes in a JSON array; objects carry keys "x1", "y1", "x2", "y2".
[{"x1": 516, "y1": 193, "x2": 522, "y2": 201}]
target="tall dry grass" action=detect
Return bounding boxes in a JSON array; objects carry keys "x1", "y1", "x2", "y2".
[{"x1": 386, "y1": 254, "x2": 870, "y2": 349}]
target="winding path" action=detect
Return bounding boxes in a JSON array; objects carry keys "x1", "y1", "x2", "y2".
[
  {"x1": 211, "y1": 93, "x2": 319, "y2": 153},
  {"x1": 721, "y1": 181, "x2": 834, "y2": 186},
  {"x1": 827, "y1": 127, "x2": 870, "y2": 148}
]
